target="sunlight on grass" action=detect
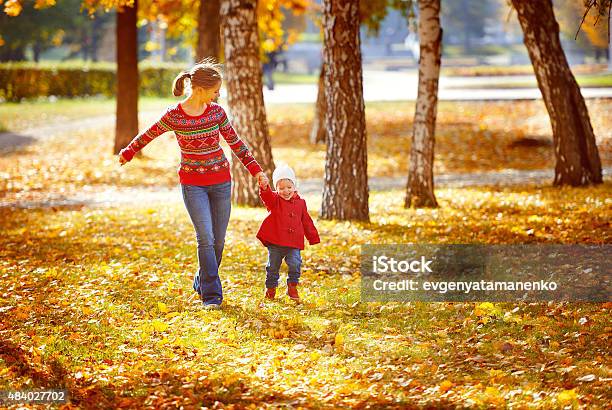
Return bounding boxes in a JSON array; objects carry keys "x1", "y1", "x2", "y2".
[
  {"x1": 448, "y1": 73, "x2": 612, "y2": 89},
  {"x1": 0, "y1": 96, "x2": 178, "y2": 131},
  {"x1": 0, "y1": 95, "x2": 610, "y2": 406},
  {"x1": 1, "y1": 99, "x2": 610, "y2": 206},
  {"x1": 272, "y1": 71, "x2": 318, "y2": 84},
  {"x1": 0, "y1": 183, "x2": 610, "y2": 407}
]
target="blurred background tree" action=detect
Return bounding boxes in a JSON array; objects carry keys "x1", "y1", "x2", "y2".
[
  {"x1": 0, "y1": 0, "x2": 90, "y2": 62},
  {"x1": 556, "y1": 0, "x2": 610, "y2": 62},
  {"x1": 440, "y1": 0, "x2": 499, "y2": 54}
]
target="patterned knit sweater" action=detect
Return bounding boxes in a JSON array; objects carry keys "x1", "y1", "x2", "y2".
[{"x1": 120, "y1": 102, "x2": 263, "y2": 186}]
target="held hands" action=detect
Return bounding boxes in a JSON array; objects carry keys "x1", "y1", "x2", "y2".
[{"x1": 256, "y1": 172, "x2": 269, "y2": 189}]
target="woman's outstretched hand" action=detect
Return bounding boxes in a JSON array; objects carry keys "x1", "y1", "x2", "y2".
[
  {"x1": 256, "y1": 172, "x2": 269, "y2": 189},
  {"x1": 118, "y1": 153, "x2": 128, "y2": 166}
]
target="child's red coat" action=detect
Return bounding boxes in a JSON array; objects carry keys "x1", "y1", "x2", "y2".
[{"x1": 256, "y1": 186, "x2": 320, "y2": 250}]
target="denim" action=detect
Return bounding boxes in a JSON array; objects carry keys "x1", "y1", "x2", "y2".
[
  {"x1": 181, "y1": 181, "x2": 232, "y2": 305},
  {"x1": 265, "y1": 244, "x2": 302, "y2": 288}
]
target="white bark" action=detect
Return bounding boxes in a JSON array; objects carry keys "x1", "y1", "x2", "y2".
[{"x1": 405, "y1": 0, "x2": 441, "y2": 208}]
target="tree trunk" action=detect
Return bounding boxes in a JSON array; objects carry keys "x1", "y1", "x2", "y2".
[
  {"x1": 608, "y1": 20, "x2": 612, "y2": 72},
  {"x1": 461, "y1": 0, "x2": 471, "y2": 54},
  {"x1": 512, "y1": 0, "x2": 602, "y2": 186},
  {"x1": 82, "y1": 28, "x2": 90, "y2": 61},
  {"x1": 405, "y1": 0, "x2": 441, "y2": 208},
  {"x1": 197, "y1": 0, "x2": 221, "y2": 62},
  {"x1": 32, "y1": 42, "x2": 41, "y2": 63},
  {"x1": 113, "y1": 1, "x2": 139, "y2": 155},
  {"x1": 91, "y1": 17, "x2": 100, "y2": 62},
  {"x1": 220, "y1": 0, "x2": 275, "y2": 206},
  {"x1": 309, "y1": 63, "x2": 327, "y2": 144},
  {"x1": 321, "y1": 0, "x2": 369, "y2": 221}
]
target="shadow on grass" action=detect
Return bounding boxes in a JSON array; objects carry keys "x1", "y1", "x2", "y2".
[
  {"x1": 0, "y1": 339, "x2": 123, "y2": 408},
  {"x1": 0, "y1": 131, "x2": 37, "y2": 155},
  {"x1": 2, "y1": 337, "x2": 457, "y2": 409},
  {"x1": 0, "y1": 338, "x2": 292, "y2": 408}
]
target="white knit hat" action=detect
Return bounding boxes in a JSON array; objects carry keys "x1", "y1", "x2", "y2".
[{"x1": 272, "y1": 163, "x2": 297, "y2": 188}]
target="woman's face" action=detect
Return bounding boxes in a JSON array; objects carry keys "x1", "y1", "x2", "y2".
[{"x1": 194, "y1": 81, "x2": 221, "y2": 104}]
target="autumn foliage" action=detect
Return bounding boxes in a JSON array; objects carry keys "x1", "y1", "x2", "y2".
[{"x1": 0, "y1": 100, "x2": 611, "y2": 407}]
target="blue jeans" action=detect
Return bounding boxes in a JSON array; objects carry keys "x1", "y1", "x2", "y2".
[
  {"x1": 181, "y1": 181, "x2": 231, "y2": 305},
  {"x1": 265, "y1": 244, "x2": 302, "y2": 288}
]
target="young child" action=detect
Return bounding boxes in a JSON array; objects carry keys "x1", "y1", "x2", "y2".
[{"x1": 257, "y1": 164, "x2": 320, "y2": 301}]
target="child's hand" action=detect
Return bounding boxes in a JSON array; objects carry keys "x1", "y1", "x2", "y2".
[{"x1": 256, "y1": 172, "x2": 269, "y2": 189}]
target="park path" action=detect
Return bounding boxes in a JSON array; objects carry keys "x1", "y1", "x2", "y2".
[
  {"x1": 2, "y1": 167, "x2": 610, "y2": 209},
  {"x1": 2, "y1": 69, "x2": 611, "y2": 151},
  {"x1": 0, "y1": 113, "x2": 145, "y2": 153},
  {"x1": 1, "y1": 76, "x2": 610, "y2": 208},
  {"x1": 262, "y1": 70, "x2": 612, "y2": 103}
]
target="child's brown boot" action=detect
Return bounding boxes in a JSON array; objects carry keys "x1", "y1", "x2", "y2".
[
  {"x1": 287, "y1": 283, "x2": 300, "y2": 301},
  {"x1": 265, "y1": 288, "x2": 276, "y2": 300}
]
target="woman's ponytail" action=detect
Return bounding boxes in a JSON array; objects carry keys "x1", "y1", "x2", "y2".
[
  {"x1": 172, "y1": 71, "x2": 191, "y2": 96},
  {"x1": 172, "y1": 61, "x2": 223, "y2": 96}
]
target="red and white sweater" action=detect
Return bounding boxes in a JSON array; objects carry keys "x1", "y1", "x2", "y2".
[{"x1": 120, "y1": 102, "x2": 263, "y2": 186}]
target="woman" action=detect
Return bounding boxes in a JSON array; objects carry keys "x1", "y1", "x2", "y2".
[{"x1": 118, "y1": 59, "x2": 268, "y2": 309}]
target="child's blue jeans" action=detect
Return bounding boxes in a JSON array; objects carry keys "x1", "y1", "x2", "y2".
[{"x1": 265, "y1": 244, "x2": 302, "y2": 288}]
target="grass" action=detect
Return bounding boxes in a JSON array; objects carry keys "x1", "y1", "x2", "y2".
[
  {"x1": 446, "y1": 73, "x2": 612, "y2": 89},
  {"x1": 0, "y1": 96, "x2": 177, "y2": 132},
  {"x1": 0, "y1": 183, "x2": 610, "y2": 407},
  {"x1": 298, "y1": 32, "x2": 322, "y2": 43},
  {"x1": 0, "y1": 92, "x2": 610, "y2": 406},
  {"x1": 0, "y1": 60, "x2": 189, "y2": 70},
  {"x1": 1, "y1": 99, "x2": 610, "y2": 206},
  {"x1": 0, "y1": 83, "x2": 316, "y2": 133},
  {"x1": 272, "y1": 71, "x2": 318, "y2": 84},
  {"x1": 576, "y1": 73, "x2": 612, "y2": 87},
  {"x1": 441, "y1": 63, "x2": 609, "y2": 77},
  {"x1": 442, "y1": 44, "x2": 525, "y2": 58}
]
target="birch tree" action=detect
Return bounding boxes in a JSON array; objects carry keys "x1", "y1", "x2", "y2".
[{"x1": 405, "y1": 0, "x2": 441, "y2": 208}]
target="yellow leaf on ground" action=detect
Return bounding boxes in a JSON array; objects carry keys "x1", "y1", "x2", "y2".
[
  {"x1": 474, "y1": 302, "x2": 501, "y2": 317},
  {"x1": 151, "y1": 319, "x2": 168, "y2": 332},
  {"x1": 14, "y1": 308, "x2": 29, "y2": 320},
  {"x1": 483, "y1": 386, "x2": 505, "y2": 405},
  {"x1": 557, "y1": 389, "x2": 578, "y2": 405},
  {"x1": 310, "y1": 351, "x2": 321, "y2": 361},
  {"x1": 156, "y1": 337, "x2": 170, "y2": 347},
  {"x1": 439, "y1": 380, "x2": 454, "y2": 393}
]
